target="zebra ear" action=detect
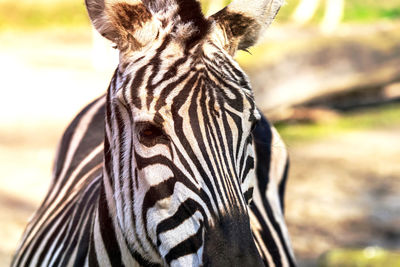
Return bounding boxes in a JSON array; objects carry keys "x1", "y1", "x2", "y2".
[
  {"x1": 210, "y1": 0, "x2": 284, "y2": 55},
  {"x1": 85, "y1": 0, "x2": 159, "y2": 50}
]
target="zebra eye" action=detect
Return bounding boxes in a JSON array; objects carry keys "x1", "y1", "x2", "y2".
[
  {"x1": 143, "y1": 128, "x2": 156, "y2": 137},
  {"x1": 136, "y1": 122, "x2": 169, "y2": 146},
  {"x1": 139, "y1": 124, "x2": 163, "y2": 138}
]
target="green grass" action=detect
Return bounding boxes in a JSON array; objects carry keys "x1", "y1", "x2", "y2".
[
  {"x1": 275, "y1": 103, "x2": 400, "y2": 145},
  {"x1": 276, "y1": 0, "x2": 400, "y2": 23},
  {"x1": 319, "y1": 248, "x2": 400, "y2": 267},
  {"x1": 0, "y1": 1, "x2": 90, "y2": 30},
  {"x1": 344, "y1": 0, "x2": 400, "y2": 22}
]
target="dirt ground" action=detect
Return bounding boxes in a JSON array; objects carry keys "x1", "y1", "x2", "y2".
[
  {"x1": 1, "y1": 30, "x2": 399, "y2": 266},
  {"x1": 286, "y1": 127, "x2": 400, "y2": 266}
]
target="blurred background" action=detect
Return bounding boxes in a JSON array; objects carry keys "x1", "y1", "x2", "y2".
[{"x1": 0, "y1": 0, "x2": 399, "y2": 266}]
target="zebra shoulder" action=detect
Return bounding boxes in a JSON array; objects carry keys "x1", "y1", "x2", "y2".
[{"x1": 51, "y1": 95, "x2": 106, "y2": 184}]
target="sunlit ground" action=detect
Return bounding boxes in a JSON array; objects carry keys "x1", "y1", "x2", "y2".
[{"x1": 0, "y1": 28, "x2": 115, "y2": 265}]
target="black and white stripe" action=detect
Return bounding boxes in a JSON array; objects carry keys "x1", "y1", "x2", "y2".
[{"x1": 13, "y1": 0, "x2": 296, "y2": 266}]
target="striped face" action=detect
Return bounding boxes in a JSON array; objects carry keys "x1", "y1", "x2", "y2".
[
  {"x1": 105, "y1": 40, "x2": 261, "y2": 265},
  {"x1": 86, "y1": 0, "x2": 284, "y2": 265}
]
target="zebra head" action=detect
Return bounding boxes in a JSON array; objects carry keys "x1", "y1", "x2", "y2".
[{"x1": 86, "y1": 0, "x2": 283, "y2": 266}]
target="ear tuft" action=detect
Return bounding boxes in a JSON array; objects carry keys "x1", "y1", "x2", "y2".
[
  {"x1": 211, "y1": 9, "x2": 260, "y2": 54},
  {"x1": 109, "y1": 3, "x2": 154, "y2": 49},
  {"x1": 210, "y1": 0, "x2": 284, "y2": 55},
  {"x1": 111, "y1": 3, "x2": 152, "y2": 32},
  {"x1": 86, "y1": 0, "x2": 158, "y2": 51}
]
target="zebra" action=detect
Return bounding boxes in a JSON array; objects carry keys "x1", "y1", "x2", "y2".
[{"x1": 12, "y1": 0, "x2": 296, "y2": 266}]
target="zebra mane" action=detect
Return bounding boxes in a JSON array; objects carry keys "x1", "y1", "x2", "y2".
[{"x1": 144, "y1": 0, "x2": 211, "y2": 48}]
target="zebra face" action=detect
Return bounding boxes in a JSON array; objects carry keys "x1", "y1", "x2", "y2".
[
  {"x1": 106, "y1": 35, "x2": 263, "y2": 267},
  {"x1": 86, "y1": 0, "x2": 283, "y2": 265}
]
